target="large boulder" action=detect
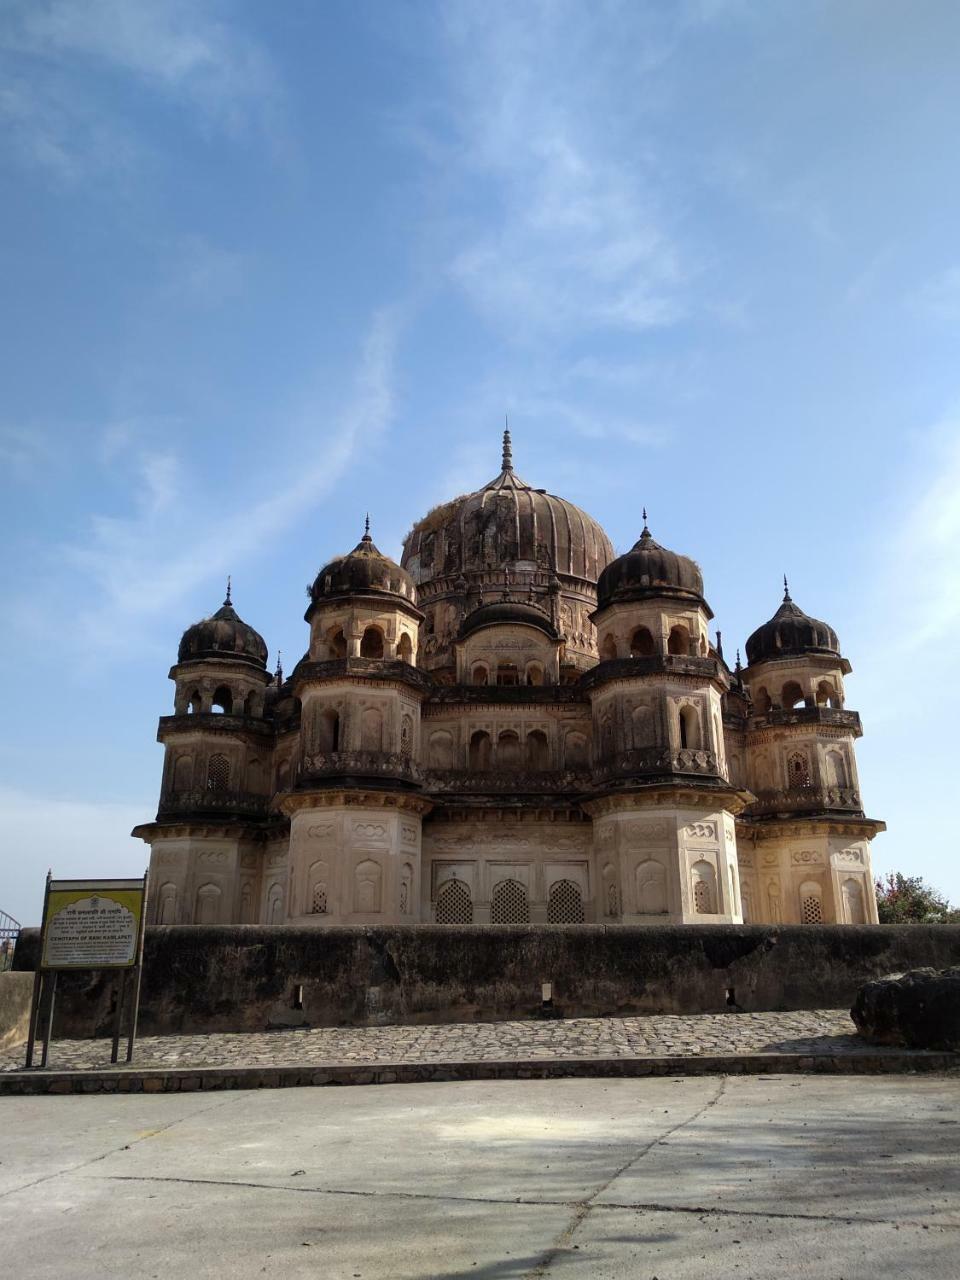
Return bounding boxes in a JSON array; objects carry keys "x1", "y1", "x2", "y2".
[{"x1": 851, "y1": 967, "x2": 960, "y2": 1051}]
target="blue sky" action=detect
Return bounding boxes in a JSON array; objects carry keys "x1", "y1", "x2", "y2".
[{"x1": 2, "y1": 0, "x2": 959, "y2": 925}]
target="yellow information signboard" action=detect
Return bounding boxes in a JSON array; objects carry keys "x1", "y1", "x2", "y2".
[
  {"x1": 26, "y1": 871, "x2": 149, "y2": 1069},
  {"x1": 41, "y1": 880, "x2": 145, "y2": 970}
]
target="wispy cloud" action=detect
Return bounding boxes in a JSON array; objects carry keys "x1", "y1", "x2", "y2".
[
  {"x1": 0, "y1": 0, "x2": 279, "y2": 180},
  {"x1": 48, "y1": 308, "x2": 400, "y2": 662},
  {"x1": 850, "y1": 411, "x2": 960, "y2": 716},
  {"x1": 421, "y1": 2, "x2": 699, "y2": 342}
]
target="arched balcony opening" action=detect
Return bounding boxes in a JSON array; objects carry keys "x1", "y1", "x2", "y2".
[
  {"x1": 397, "y1": 632, "x2": 413, "y2": 664},
  {"x1": 428, "y1": 730, "x2": 454, "y2": 768},
  {"x1": 317, "y1": 709, "x2": 340, "y2": 753},
  {"x1": 667, "y1": 625, "x2": 689, "y2": 656},
  {"x1": 630, "y1": 627, "x2": 655, "y2": 657},
  {"x1": 471, "y1": 664, "x2": 489, "y2": 686},
  {"x1": 496, "y1": 662, "x2": 519, "y2": 686},
  {"x1": 211, "y1": 685, "x2": 232, "y2": 715},
  {"x1": 497, "y1": 730, "x2": 521, "y2": 768},
  {"x1": 816, "y1": 680, "x2": 841, "y2": 708},
  {"x1": 782, "y1": 680, "x2": 805, "y2": 710},
  {"x1": 600, "y1": 634, "x2": 618, "y2": 661},
  {"x1": 360, "y1": 626, "x2": 384, "y2": 659},
  {"x1": 754, "y1": 686, "x2": 772, "y2": 714},
  {"x1": 525, "y1": 730, "x2": 549, "y2": 770},
  {"x1": 468, "y1": 730, "x2": 492, "y2": 771},
  {"x1": 678, "y1": 704, "x2": 700, "y2": 750}
]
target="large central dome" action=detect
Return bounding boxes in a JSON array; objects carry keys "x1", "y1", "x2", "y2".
[
  {"x1": 402, "y1": 431, "x2": 613, "y2": 584},
  {"x1": 401, "y1": 431, "x2": 613, "y2": 676}
]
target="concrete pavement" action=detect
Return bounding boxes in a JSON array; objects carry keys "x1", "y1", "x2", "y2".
[{"x1": 2, "y1": 1074, "x2": 958, "y2": 1278}]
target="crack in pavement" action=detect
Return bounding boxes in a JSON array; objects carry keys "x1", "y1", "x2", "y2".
[
  {"x1": 0, "y1": 1089, "x2": 254, "y2": 1202},
  {"x1": 87, "y1": 1171, "x2": 959, "y2": 1232},
  {"x1": 522, "y1": 1076, "x2": 729, "y2": 1276}
]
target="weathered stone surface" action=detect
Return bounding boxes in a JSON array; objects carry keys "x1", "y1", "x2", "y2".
[
  {"x1": 0, "y1": 971, "x2": 34, "y2": 1051},
  {"x1": 851, "y1": 966, "x2": 960, "y2": 1051},
  {"x1": 12, "y1": 923, "x2": 960, "y2": 1037}
]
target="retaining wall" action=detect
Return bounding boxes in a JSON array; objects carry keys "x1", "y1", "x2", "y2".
[
  {"x1": 13, "y1": 923, "x2": 960, "y2": 1038},
  {"x1": 0, "y1": 971, "x2": 35, "y2": 1050}
]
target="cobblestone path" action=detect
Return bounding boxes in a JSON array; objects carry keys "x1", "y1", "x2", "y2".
[{"x1": 1, "y1": 1009, "x2": 888, "y2": 1073}]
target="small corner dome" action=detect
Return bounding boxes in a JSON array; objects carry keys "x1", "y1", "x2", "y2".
[
  {"x1": 178, "y1": 589, "x2": 268, "y2": 668},
  {"x1": 596, "y1": 519, "x2": 707, "y2": 612},
  {"x1": 309, "y1": 521, "x2": 417, "y2": 608},
  {"x1": 745, "y1": 584, "x2": 840, "y2": 666}
]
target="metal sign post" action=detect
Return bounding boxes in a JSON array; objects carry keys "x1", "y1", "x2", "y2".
[{"x1": 25, "y1": 871, "x2": 149, "y2": 1069}]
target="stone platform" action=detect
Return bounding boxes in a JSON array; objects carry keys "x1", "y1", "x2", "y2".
[{"x1": 2, "y1": 1009, "x2": 955, "y2": 1094}]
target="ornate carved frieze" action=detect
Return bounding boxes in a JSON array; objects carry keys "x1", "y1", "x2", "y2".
[
  {"x1": 791, "y1": 849, "x2": 824, "y2": 865},
  {"x1": 197, "y1": 849, "x2": 230, "y2": 865},
  {"x1": 354, "y1": 821, "x2": 388, "y2": 840},
  {"x1": 684, "y1": 821, "x2": 718, "y2": 841},
  {"x1": 834, "y1": 847, "x2": 864, "y2": 865}
]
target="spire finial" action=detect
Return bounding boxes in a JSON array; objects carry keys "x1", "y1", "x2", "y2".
[
  {"x1": 275, "y1": 650, "x2": 283, "y2": 684},
  {"x1": 502, "y1": 419, "x2": 513, "y2": 472},
  {"x1": 783, "y1": 573, "x2": 791, "y2": 601},
  {"x1": 363, "y1": 513, "x2": 372, "y2": 543},
  {"x1": 224, "y1": 575, "x2": 232, "y2": 606}
]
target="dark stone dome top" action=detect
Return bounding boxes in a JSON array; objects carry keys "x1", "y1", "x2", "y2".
[
  {"x1": 178, "y1": 586, "x2": 268, "y2": 668},
  {"x1": 309, "y1": 520, "x2": 417, "y2": 608},
  {"x1": 459, "y1": 599, "x2": 559, "y2": 641},
  {"x1": 745, "y1": 582, "x2": 840, "y2": 666},
  {"x1": 402, "y1": 431, "x2": 613, "y2": 586},
  {"x1": 596, "y1": 517, "x2": 707, "y2": 612}
]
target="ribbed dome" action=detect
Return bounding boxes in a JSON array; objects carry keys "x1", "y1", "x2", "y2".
[
  {"x1": 402, "y1": 431, "x2": 613, "y2": 585},
  {"x1": 309, "y1": 520, "x2": 417, "y2": 608},
  {"x1": 745, "y1": 583, "x2": 840, "y2": 666},
  {"x1": 178, "y1": 587, "x2": 268, "y2": 668},
  {"x1": 596, "y1": 518, "x2": 706, "y2": 611},
  {"x1": 459, "y1": 599, "x2": 559, "y2": 640}
]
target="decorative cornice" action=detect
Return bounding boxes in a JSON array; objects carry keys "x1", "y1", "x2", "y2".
[
  {"x1": 579, "y1": 655, "x2": 725, "y2": 693},
  {"x1": 279, "y1": 789, "x2": 434, "y2": 817},
  {"x1": 131, "y1": 817, "x2": 288, "y2": 842},
  {"x1": 737, "y1": 815, "x2": 886, "y2": 840},
  {"x1": 581, "y1": 785, "x2": 750, "y2": 819},
  {"x1": 157, "y1": 713, "x2": 275, "y2": 742},
  {"x1": 293, "y1": 658, "x2": 433, "y2": 697}
]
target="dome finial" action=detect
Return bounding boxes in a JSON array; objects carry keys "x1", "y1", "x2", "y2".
[
  {"x1": 363, "y1": 513, "x2": 372, "y2": 543},
  {"x1": 502, "y1": 418, "x2": 513, "y2": 472},
  {"x1": 224, "y1": 575, "x2": 232, "y2": 606},
  {"x1": 642, "y1": 506, "x2": 649, "y2": 531},
  {"x1": 783, "y1": 573, "x2": 791, "y2": 602},
  {"x1": 274, "y1": 650, "x2": 283, "y2": 684}
]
